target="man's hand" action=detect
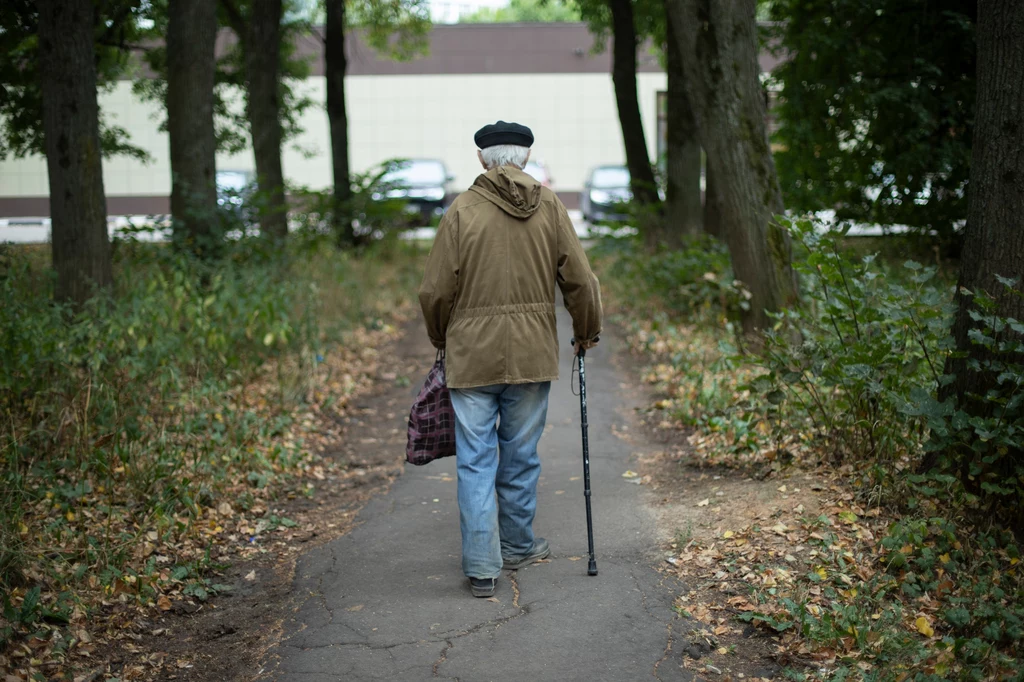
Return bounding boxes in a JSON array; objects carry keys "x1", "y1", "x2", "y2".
[{"x1": 573, "y1": 338, "x2": 598, "y2": 356}]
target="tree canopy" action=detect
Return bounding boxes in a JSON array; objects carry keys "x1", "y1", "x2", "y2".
[
  {"x1": 0, "y1": 0, "x2": 151, "y2": 161},
  {"x1": 769, "y1": 0, "x2": 976, "y2": 244}
]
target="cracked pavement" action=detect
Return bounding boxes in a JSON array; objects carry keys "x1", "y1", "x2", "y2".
[{"x1": 266, "y1": 307, "x2": 692, "y2": 681}]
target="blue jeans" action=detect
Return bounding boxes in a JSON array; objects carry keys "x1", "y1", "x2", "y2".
[{"x1": 449, "y1": 382, "x2": 551, "y2": 579}]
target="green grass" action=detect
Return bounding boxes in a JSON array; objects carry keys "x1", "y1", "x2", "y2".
[
  {"x1": 0, "y1": 238, "x2": 425, "y2": 658},
  {"x1": 595, "y1": 225, "x2": 1024, "y2": 680}
]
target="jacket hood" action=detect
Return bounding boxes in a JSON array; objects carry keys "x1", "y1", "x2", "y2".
[{"x1": 468, "y1": 166, "x2": 542, "y2": 218}]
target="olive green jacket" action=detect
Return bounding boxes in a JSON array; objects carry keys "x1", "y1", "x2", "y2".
[{"x1": 418, "y1": 166, "x2": 602, "y2": 389}]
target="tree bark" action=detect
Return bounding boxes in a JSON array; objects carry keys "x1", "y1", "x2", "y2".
[
  {"x1": 665, "y1": 0, "x2": 798, "y2": 335},
  {"x1": 38, "y1": 0, "x2": 113, "y2": 305},
  {"x1": 246, "y1": 0, "x2": 288, "y2": 240},
  {"x1": 167, "y1": 0, "x2": 219, "y2": 256},
  {"x1": 609, "y1": 0, "x2": 659, "y2": 207},
  {"x1": 325, "y1": 0, "x2": 355, "y2": 246},
  {"x1": 664, "y1": 10, "x2": 702, "y2": 241},
  {"x1": 703, "y1": 153, "x2": 723, "y2": 239},
  {"x1": 942, "y1": 1, "x2": 1024, "y2": 409}
]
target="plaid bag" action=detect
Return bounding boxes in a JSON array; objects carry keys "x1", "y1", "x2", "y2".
[{"x1": 406, "y1": 351, "x2": 457, "y2": 465}]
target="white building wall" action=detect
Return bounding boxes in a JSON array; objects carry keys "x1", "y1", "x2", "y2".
[{"x1": 0, "y1": 72, "x2": 667, "y2": 208}]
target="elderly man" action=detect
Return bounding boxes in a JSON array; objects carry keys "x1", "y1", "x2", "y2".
[{"x1": 419, "y1": 121, "x2": 603, "y2": 598}]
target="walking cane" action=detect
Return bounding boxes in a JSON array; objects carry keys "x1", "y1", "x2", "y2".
[{"x1": 571, "y1": 338, "x2": 599, "y2": 577}]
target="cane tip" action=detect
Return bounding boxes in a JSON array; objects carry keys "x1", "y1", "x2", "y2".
[{"x1": 588, "y1": 562, "x2": 598, "y2": 577}]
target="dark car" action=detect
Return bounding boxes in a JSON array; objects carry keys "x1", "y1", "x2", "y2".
[
  {"x1": 579, "y1": 165, "x2": 632, "y2": 223},
  {"x1": 375, "y1": 159, "x2": 454, "y2": 226}
]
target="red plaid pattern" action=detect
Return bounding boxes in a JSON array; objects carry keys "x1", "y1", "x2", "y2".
[{"x1": 406, "y1": 355, "x2": 457, "y2": 465}]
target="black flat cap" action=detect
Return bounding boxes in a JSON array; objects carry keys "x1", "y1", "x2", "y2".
[{"x1": 474, "y1": 121, "x2": 534, "y2": 149}]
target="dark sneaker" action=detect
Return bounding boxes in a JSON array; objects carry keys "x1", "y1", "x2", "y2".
[
  {"x1": 469, "y1": 577, "x2": 497, "y2": 598},
  {"x1": 502, "y1": 538, "x2": 551, "y2": 570}
]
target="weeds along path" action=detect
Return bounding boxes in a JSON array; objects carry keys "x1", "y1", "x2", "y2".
[{"x1": 259, "y1": 307, "x2": 694, "y2": 682}]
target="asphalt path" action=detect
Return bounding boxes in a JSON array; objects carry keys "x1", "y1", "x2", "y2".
[{"x1": 267, "y1": 307, "x2": 689, "y2": 682}]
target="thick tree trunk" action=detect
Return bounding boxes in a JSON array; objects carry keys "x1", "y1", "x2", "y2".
[
  {"x1": 664, "y1": 11, "x2": 702, "y2": 241},
  {"x1": 666, "y1": 0, "x2": 798, "y2": 334},
  {"x1": 167, "y1": 0, "x2": 218, "y2": 256},
  {"x1": 38, "y1": 0, "x2": 112, "y2": 305},
  {"x1": 609, "y1": 0, "x2": 659, "y2": 207},
  {"x1": 246, "y1": 0, "x2": 288, "y2": 240},
  {"x1": 703, "y1": 153, "x2": 723, "y2": 239},
  {"x1": 941, "y1": 1, "x2": 1024, "y2": 412},
  {"x1": 325, "y1": 0, "x2": 355, "y2": 246}
]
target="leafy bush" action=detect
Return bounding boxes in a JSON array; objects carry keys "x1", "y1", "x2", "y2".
[
  {"x1": 592, "y1": 235, "x2": 741, "y2": 323},
  {"x1": 599, "y1": 218, "x2": 1024, "y2": 679},
  {"x1": 0, "y1": 237, "x2": 421, "y2": 651},
  {"x1": 754, "y1": 516, "x2": 1024, "y2": 681},
  {"x1": 593, "y1": 237, "x2": 768, "y2": 459},
  {"x1": 909, "y1": 278, "x2": 1024, "y2": 524},
  {"x1": 753, "y1": 218, "x2": 955, "y2": 479},
  {"x1": 291, "y1": 160, "x2": 420, "y2": 248}
]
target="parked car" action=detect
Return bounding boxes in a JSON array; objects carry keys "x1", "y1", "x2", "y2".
[
  {"x1": 215, "y1": 169, "x2": 260, "y2": 237},
  {"x1": 216, "y1": 169, "x2": 256, "y2": 207},
  {"x1": 375, "y1": 159, "x2": 454, "y2": 226},
  {"x1": 524, "y1": 159, "x2": 554, "y2": 189},
  {"x1": 579, "y1": 165, "x2": 632, "y2": 223}
]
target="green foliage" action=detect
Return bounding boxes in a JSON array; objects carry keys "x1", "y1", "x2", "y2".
[
  {"x1": 290, "y1": 159, "x2": 419, "y2": 248},
  {"x1": 916, "y1": 279, "x2": 1024, "y2": 525},
  {"x1": 601, "y1": 219, "x2": 1024, "y2": 679},
  {"x1": 350, "y1": 0, "x2": 431, "y2": 60},
  {"x1": 0, "y1": 0, "x2": 152, "y2": 161},
  {"x1": 592, "y1": 235, "x2": 738, "y2": 321},
  {"x1": 592, "y1": 238, "x2": 766, "y2": 444},
  {"x1": 460, "y1": 0, "x2": 581, "y2": 23},
  {"x1": 762, "y1": 517, "x2": 1024, "y2": 680},
  {"x1": 132, "y1": 0, "x2": 316, "y2": 156},
  {"x1": 0, "y1": 234, "x2": 422, "y2": 646},
  {"x1": 769, "y1": 0, "x2": 976, "y2": 247},
  {"x1": 755, "y1": 218, "x2": 955, "y2": 474},
  {"x1": 570, "y1": 0, "x2": 664, "y2": 53}
]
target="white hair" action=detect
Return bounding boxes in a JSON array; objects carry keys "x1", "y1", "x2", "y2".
[{"x1": 480, "y1": 144, "x2": 530, "y2": 170}]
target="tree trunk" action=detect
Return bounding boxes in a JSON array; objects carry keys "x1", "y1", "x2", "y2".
[
  {"x1": 246, "y1": 0, "x2": 288, "y2": 240},
  {"x1": 703, "y1": 153, "x2": 723, "y2": 239},
  {"x1": 664, "y1": 10, "x2": 702, "y2": 241},
  {"x1": 609, "y1": 0, "x2": 659, "y2": 207},
  {"x1": 941, "y1": 1, "x2": 1024, "y2": 417},
  {"x1": 38, "y1": 0, "x2": 113, "y2": 305},
  {"x1": 167, "y1": 0, "x2": 219, "y2": 256},
  {"x1": 665, "y1": 0, "x2": 798, "y2": 335},
  {"x1": 325, "y1": 0, "x2": 355, "y2": 247}
]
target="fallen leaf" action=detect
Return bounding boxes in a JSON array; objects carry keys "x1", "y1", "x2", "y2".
[
  {"x1": 722, "y1": 531, "x2": 735, "y2": 539},
  {"x1": 697, "y1": 499, "x2": 710, "y2": 507},
  {"x1": 486, "y1": 597, "x2": 500, "y2": 603},
  {"x1": 915, "y1": 616, "x2": 934, "y2": 638},
  {"x1": 346, "y1": 604, "x2": 364, "y2": 612},
  {"x1": 157, "y1": 595, "x2": 172, "y2": 611},
  {"x1": 622, "y1": 470, "x2": 639, "y2": 479},
  {"x1": 244, "y1": 570, "x2": 257, "y2": 582}
]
